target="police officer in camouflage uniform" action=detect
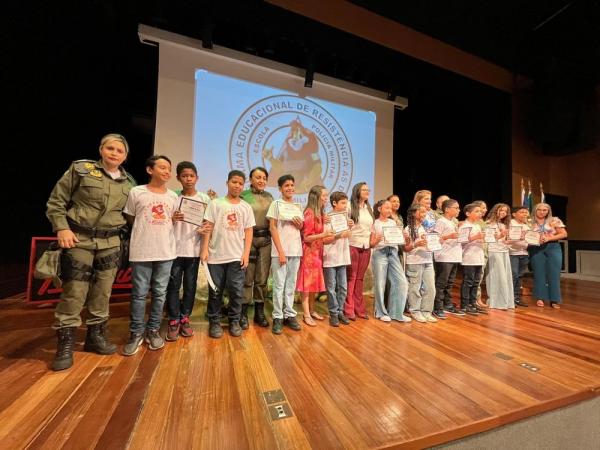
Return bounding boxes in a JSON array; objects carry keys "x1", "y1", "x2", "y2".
[{"x1": 46, "y1": 134, "x2": 135, "y2": 371}]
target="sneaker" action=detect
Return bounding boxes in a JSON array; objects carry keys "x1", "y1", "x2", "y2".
[
  {"x1": 284, "y1": 316, "x2": 301, "y2": 331},
  {"x1": 444, "y1": 306, "x2": 466, "y2": 316},
  {"x1": 209, "y1": 321, "x2": 223, "y2": 339},
  {"x1": 400, "y1": 314, "x2": 412, "y2": 323},
  {"x1": 466, "y1": 306, "x2": 479, "y2": 316},
  {"x1": 166, "y1": 320, "x2": 180, "y2": 341},
  {"x1": 145, "y1": 329, "x2": 165, "y2": 350},
  {"x1": 122, "y1": 332, "x2": 144, "y2": 356},
  {"x1": 411, "y1": 311, "x2": 427, "y2": 323},
  {"x1": 432, "y1": 310, "x2": 448, "y2": 320},
  {"x1": 179, "y1": 317, "x2": 194, "y2": 337},
  {"x1": 515, "y1": 300, "x2": 529, "y2": 307},
  {"x1": 379, "y1": 315, "x2": 392, "y2": 322},
  {"x1": 338, "y1": 313, "x2": 350, "y2": 325},
  {"x1": 229, "y1": 320, "x2": 242, "y2": 337},
  {"x1": 272, "y1": 318, "x2": 283, "y2": 335},
  {"x1": 329, "y1": 314, "x2": 340, "y2": 327},
  {"x1": 423, "y1": 312, "x2": 438, "y2": 323},
  {"x1": 475, "y1": 306, "x2": 489, "y2": 315}
]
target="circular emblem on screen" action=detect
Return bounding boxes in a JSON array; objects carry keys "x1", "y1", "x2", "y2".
[{"x1": 228, "y1": 95, "x2": 353, "y2": 195}]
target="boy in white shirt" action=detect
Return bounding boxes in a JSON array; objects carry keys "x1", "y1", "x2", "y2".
[
  {"x1": 267, "y1": 174, "x2": 304, "y2": 334},
  {"x1": 165, "y1": 161, "x2": 212, "y2": 341},
  {"x1": 201, "y1": 170, "x2": 255, "y2": 338},
  {"x1": 122, "y1": 155, "x2": 179, "y2": 355},
  {"x1": 459, "y1": 203, "x2": 485, "y2": 315},
  {"x1": 507, "y1": 206, "x2": 531, "y2": 307}
]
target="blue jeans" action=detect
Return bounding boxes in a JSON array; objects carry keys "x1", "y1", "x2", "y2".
[
  {"x1": 130, "y1": 260, "x2": 174, "y2": 334},
  {"x1": 323, "y1": 265, "x2": 348, "y2": 316},
  {"x1": 529, "y1": 242, "x2": 562, "y2": 303},
  {"x1": 207, "y1": 262, "x2": 245, "y2": 322},
  {"x1": 166, "y1": 256, "x2": 200, "y2": 321},
  {"x1": 509, "y1": 255, "x2": 529, "y2": 303},
  {"x1": 271, "y1": 257, "x2": 300, "y2": 319},
  {"x1": 372, "y1": 247, "x2": 408, "y2": 319},
  {"x1": 406, "y1": 263, "x2": 435, "y2": 314}
]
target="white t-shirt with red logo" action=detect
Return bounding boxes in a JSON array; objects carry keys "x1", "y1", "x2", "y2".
[
  {"x1": 173, "y1": 191, "x2": 212, "y2": 258},
  {"x1": 124, "y1": 185, "x2": 179, "y2": 262},
  {"x1": 204, "y1": 196, "x2": 255, "y2": 264}
]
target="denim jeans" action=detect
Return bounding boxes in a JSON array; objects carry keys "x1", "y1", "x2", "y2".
[
  {"x1": 509, "y1": 255, "x2": 529, "y2": 303},
  {"x1": 207, "y1": 262, "x2": 245, "y2": 322},
  {"x1": 434, "y1": 262, "x2": 458, "y2": 310},
  {"x1": 166, "y1": 256, "x2": 200, "y2": 321},
  {"x1": 406, "y1": 263, "x2": 435, "y2": 314},
  {"x1": 461, "y1": 265, "x2": 483, "y2": 309},
  {"x1": 323, "y1": 265, "x2": 348, "y2": 316},
  {"x1": 271, "y1": 256, "x2": 300, "y2": 319},
  {"x1": 529, "y1": 242, "x2": 562, "y2": 303},
  {"x1": 372, "y1": 247, "x2": 408, "y2": 319},
  {"x1": 130, "y1": 260, "x2": 174, "y2": 334}
]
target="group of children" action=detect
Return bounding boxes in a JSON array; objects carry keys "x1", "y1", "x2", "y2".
[{"x1": 120, "y1": 155, "x2": 541, "y2": 354}]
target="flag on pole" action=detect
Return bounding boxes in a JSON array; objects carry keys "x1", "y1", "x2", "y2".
[
  {"x1": 540, "y1": 182, "x2": 545, "y2": 203},
  {"x1": 520, "y1": 178, "x2": 525, "y2": 205},
  {"x1": 524, "y1": 180, "x2": 532, "y2": 212}
]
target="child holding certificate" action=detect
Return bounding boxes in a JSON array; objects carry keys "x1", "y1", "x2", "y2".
[
  {"x1": 201, "y1": 170, "x2": 255, "y2": 338},
  {"x1": 507, "y1": 206, "x2": 530, "y2": 307},
  {"x1": 267, "y1": 174, "x2": 303, "y2": 334},
  {"x1": 165, "y1": 161, "x2": 212, "y2": 341},
  {"x1": 322, "y1": 192, "x2": 353, "y2": 326},
  {"x1": 404, "y1": 204, "x2": 437, "y2": 323},
  {"x1": 484, "y1": 203, "x2": 514, "y2": 310},
  {"x1": 370, "y1": 200, "x2": 410, "y2": 322},
  {"x1": 297, "y1": 185, "x2": 335, "y2": 327},
  {"x1": 459, "y1": 203, "x2": 485, "y2": 315}
]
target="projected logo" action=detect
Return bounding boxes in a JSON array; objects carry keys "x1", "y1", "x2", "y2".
[{"x1": 228, "y1": 95, "x2": 353, "y2": 195}]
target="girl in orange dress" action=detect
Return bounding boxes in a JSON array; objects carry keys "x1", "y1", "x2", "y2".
[{"x1": 296, "y1": 185, "x2": 334, "y2": 326}]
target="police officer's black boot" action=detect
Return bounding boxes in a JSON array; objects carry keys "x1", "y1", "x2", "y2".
[
  {"x1": 254, "y1": 302, "x2": 269, "y2": 327},
  {"x1": 52, "y1": 327, "x2": 76, "y2": 371},
  {"x1": 239, "y1": 304, "x2": 249, "y2": 330},
  {"x1": 84, "y1": 321, "x2": 117, "y2": 355}
]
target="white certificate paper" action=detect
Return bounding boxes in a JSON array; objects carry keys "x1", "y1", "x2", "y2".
[
  {"x1": 179, "y1": 197, "x2": 206, "y2": 226},
  {"x1": 458, "y1": 227, "x2": 471, "y2": 243},
  {"x1": 524, "y1": 230, "x2": 541, "y2": 246},
  {"x1": 425, "y1": 233, "x2": 442, "y2": 251},
  {"x1": 277, "y1": 202, "x2": 303, "y2": 221},
  {"x1": 508, "y1": 225, "x2": 522, "y2": 241},
  {"x1": 484, "y1": 227, "x2": 497, "y2": 243},
  {"x1": 382, "y1": 226, "x2": 405, "y2": 245},
  {"x1": 329, "y1": 213, "x2": 349, "y2": 233}
]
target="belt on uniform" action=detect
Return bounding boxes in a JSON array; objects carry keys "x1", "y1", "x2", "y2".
[
  {"x1": 67, "y1": 220, "x2": 122, "y2": 238},
  {"x1": 253, "y1": 227, "x2": 271, "y2": 238}
]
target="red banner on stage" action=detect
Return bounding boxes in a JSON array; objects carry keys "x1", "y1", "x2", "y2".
[{"x1": 27, "y1": 237, "x2": 132, "y2": 303}]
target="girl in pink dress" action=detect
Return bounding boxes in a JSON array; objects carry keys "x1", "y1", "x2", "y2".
[{"x1": 297, "y1": 185, "x2": 334, "y2": 326}]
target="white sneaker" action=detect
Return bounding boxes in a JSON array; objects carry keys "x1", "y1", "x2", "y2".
[
  {"x1": 379, "y1": 315, "x2": 391, "y2": 322},
  {"x1": 412, "y1": 311, "x2": 427, "y2": 323},
  {"x1": 401, "y1": 315, "x2": 412, "y2": 323},
  {"x1": 424, "y1": 312, "x2": 438, "y2": 323}
]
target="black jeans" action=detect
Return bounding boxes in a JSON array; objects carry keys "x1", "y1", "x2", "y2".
[
  {"x1": 461, "y1": 266, "x2": 483, "y2": 309},
  {"x1": 434, "y1": 262, "x2": 458, "y2": 310},
  {"x1": 166, "y1": 257, "x2": 200, "y2": 321},
  {"x1": 207, "y1": 262, "x2": 245, "y2": 322},
  {"x1": 510, "y1": 255, "x2": 529, "y2": 303}
]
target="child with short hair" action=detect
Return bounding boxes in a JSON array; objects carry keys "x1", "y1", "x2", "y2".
[
  {"x1": 459, "y1": 203, "x2": 485, "y2": 315},
  {"x1": 123, "y1": 155, "x2": 179, "y2": 355},
  {"x1": 323, "y1": 191, "x2": 353, "y2": 327},
  {"x1": 507, "y1": 206, "x2": 531, "y2": 307},
  {"x1": 201, "y1": 170, "x2": 254, "y2": 339},
  {"x1": 165, "y1": 161, "x2": 212, "y2": 341},
  {"x1": 267, "y1": 174, "x2": 304, "y2": 334}
]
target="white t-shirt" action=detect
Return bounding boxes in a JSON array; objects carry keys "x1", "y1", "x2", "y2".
[
  {"x1": 433, "y1": 217, "x2": 462, "y2": 263},
  {"x1": 460, "y1": 222, "x2": 484, "y2": 266},
  {"x1": 266, "y1": 199, "x2": 303, "y2": 258},
  {"x1": 372, "y1": 218, "x2": 399, "y2": 251},
  {"x1": 405, "y1": 224, "x2": 432, "y2": 265},
  {"x1": 487, "y1": 222, "x2": 509, "y2": 253},
  {"x1": 349, "y1": 204, "x2": 373, "y2": 249},
  {"x1": 124, "y1": 185, "x2": 179, "y2": 262},
  {"x1": 507, "y1": 219, "x2": 530, "y2": 256},
  {"x1": 204, "y1": 196, "x2": 255, "y2": 264},
  {"x1": 173, "y1": 191, "x2": 212, "y2": 258},
  {"x1": 323, "y1": 222, "x2": 351, "y2": 267}
]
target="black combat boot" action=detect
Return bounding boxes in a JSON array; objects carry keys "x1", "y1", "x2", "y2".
[
  {"x1": 253, "y1": 302, "x2": 269, "y2": 327},
  {"x1": 239, "y1": 304, "x2": 249, "y2": 330},
  {"x1": 84, "y1": 321, "x2": 117, "y2": 355},
  {"x1": 52, "y1": 327, "x2": 76, "y2": 371}
]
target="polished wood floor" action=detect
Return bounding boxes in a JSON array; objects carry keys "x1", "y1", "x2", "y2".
[{"x1": 0, "y1": 278, "x2": 599, "y2": 449}]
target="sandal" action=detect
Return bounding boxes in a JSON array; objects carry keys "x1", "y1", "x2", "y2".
[
  {"x1": 551, "y1": 303, "x2": 561, "y2": 309},
  {"x1": 303, "y1": 316, "x2": 317, "y2": 327},
  {"x1": 311, "y1": 312, "x2": 325, "y2": 321},
  {"x1": 536, "y1": 300, "x2": 545, "y2": 307}
]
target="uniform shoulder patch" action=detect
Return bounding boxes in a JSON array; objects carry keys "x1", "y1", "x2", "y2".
[{"x1": 73, "y1": 159, "x2": 96, "y2": 175}]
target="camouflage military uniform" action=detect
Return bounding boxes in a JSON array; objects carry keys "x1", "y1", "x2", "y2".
[{"x1": 46, "y1": 160, "x2": 135, "y2": 329}]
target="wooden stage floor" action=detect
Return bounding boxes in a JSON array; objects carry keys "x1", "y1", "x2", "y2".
[{"x1": 0, "y1": 278, "x2": 599, "y2": 449}]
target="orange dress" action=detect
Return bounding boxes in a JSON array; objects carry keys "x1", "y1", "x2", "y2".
[{"x1": 295, "y1": 208, "x2": 325, "y2": 292}]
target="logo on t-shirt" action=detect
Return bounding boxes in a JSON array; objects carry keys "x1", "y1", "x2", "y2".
[
  {"x1": 145, "y1": 202, "x2": 170, "y2": 225},
  {"x1": 224, "y1": 210, "x2": 239, "y2": 230}
]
